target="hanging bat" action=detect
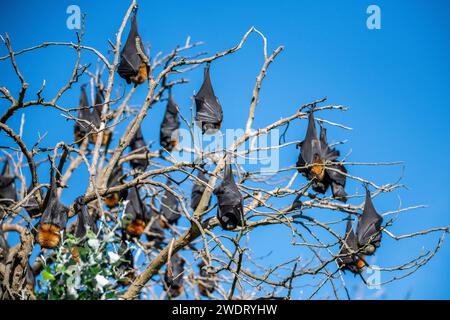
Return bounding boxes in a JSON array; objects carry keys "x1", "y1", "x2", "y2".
[
  {"x1": 213, "y1": 163, "x2": 244, "y2": 230},
  {"x1": 160, "y1": 184, "x2": 181, "y2": 228},
  {"x1": 74, "y1": 197, "x2": 98, "y2": 240},
  {"x1": 160, "y1": 92, "x2": 180, "y2": 152},
  {"x1": 89, "y1": 87, "x2": 112, "y2": 146},
  {"x1": 71, "y1": 198, "x2": 98, "y2": 263},
  {"x1": 146, "y1": 215, "x2": 165, "y2": 248},
  {"x1": 163, "y1": 254, "x2": 185, "y2": 298},
  {"x1": 337, "y1": 216, "x2": 364, "y2": 274},
  {"x1": 0, "y1": 159, "x2": 17, "y2": 205},
  {"x1": 124, "y1": 186, "x2": 149, "y2": 237},
  {"x1": 191, "y1": 169, "x2": 210, "y2": 211},
  {"x1": 297, "y1": 111, "x2": 347, "y2": 202},
  {"x1": 117, "y1": 240, "x2": 135, "y2": 286},
  {"x1": 37, "y1": 171, "x2": 68, "y2": 249},
  {"x1": 129, "y1": 126, "x2": 148, "y2": 170},
  {"x1": 0, "y1": 228, "x2": 8, "y2": 262},
  {"x1": 198, "y1": 260, "x2": 216, "y2": 297},
  {"x1": 104, "y1": 164, "x2": 128, "y2": 208},
  {"x1": 356, "y1": 187, "x2": 383, "y2": 256},
  {"x1": 117, "y1": 9, "x2": 148, "y2": 86},
  {"x1": 194, "y1": 64, "x2": 223, "y2": 134},
  {"x1": 74, "y1": 85, "x2": 93, "y2": 144}
]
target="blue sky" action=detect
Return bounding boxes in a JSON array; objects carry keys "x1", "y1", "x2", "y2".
[{"x1": 1, "y1": 0, "x2": 450, "y2": 299}]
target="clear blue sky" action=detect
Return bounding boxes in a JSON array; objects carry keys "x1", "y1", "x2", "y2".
[{"x1": 1, "y1": 0, "x2": 449, "y2": 299}]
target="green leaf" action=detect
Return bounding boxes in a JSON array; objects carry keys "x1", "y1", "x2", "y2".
[{"x1": 42, "y1": 270, "x2": 56, "y2": 281}]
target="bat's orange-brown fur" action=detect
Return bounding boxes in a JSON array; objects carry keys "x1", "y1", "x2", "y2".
[
  {"x1": 311, "y1": 156, "x2": 325, "y2": 181},
  {"x1": 198, "y1": 283, "x2": 210, "y2": 297},
  {"x1": 104, "y1": 192, "x2": 120, "y2": 208},
  {"x1": 159, "y1": 219, "x2": 169, "y2": 230},
  {"x1": 130, "y1": 63, "x2": 148, "y2": 85},
  {"x1": 356, "y1": 257, "x2": 366, "y2": 270},
  {"x1": 118, "y1": 271, "x2": 135, "y2": 286},
  {"x1": 37, "y1": 223, "x2": 61, "y2": 249},
  {"x1": 170, "y1": 138, "x2": 179, "y2": 150},
  {"x1": 126, "y1": 219, "x2": 146, "y2": 237},
  {"x1": 71, "y1": 246, "x2": 81, "y2": 263},
  {"x1": 74, "y1": 128, "x2": 86, "y2": 145},
  {"x1": 89, "y1": 129, "x2": 111, "y2": 146}
]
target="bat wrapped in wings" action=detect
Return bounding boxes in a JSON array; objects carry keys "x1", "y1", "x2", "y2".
[
  {"x1": 124, "y1": 186, "x2": 150, "y2": 237},
  {"x1": 163, "y1": 254, "x2": 185, "y2": 298},
  {"x1": 104, "y1": 164, "x2": 128, "y2": 208},
  {"x1": 73, "y1": 197, "x2": 98, "y2": 241},
  {"x1": 129, "y1": 126, "x2": 148, "y2": 171},
  {"x1": 194, "y1": 64, "x2": 223, "y2": 134},
  {"x1": 117, "y1": 9, "x2": 148, "y2": 86},
  {"x1": 89, "y1": 87, "x2": 112, "y2": 146},
  {"x1": 37, "y1": 172, "x2": 68, "y2": 249},
  {"x1": 160, "y1": 183, "x2": 181, "y2": 228},
  {"x1": 198, "y1": 260, "x2": 216, "y2": 297},
  {"x1": 0, "y1": 159, "x2": 17, "y2": 205},
  {"x1": 160, "y1": 93, "x2": 180, "y2": 152},
  {"x1": 71, "y1": 197, "x2": 99, "y2": 263},
  {"x1": 117, "y1": 240, "x2": 135, "y2": 286},
  {"x1": 337, "y1": 188, "x2": 383, "y2": 273},
  {"x1": 213, "y1": 163, "x2": 244, "y2": 230},
  {"x1": 297, "y1": 111, "x2": 347, "y2": 201},
  {"x1": 74, "y1": 85, "x2": 94, "y2": 144},
  {"x1": 337, "y1": 216, "x2": 364, "y2": 274},
  {"x1": 356, "y1": 187, "x2": 383, "y2": 256},
  {"x1": 190, "y1": 169, "x2": 211, "y2": 211},
  {"x1": 146, "y1": 215, "x2": 165, "y2": 248},
  {"x1": 74, "y1": 85, "x2": 111, "y2": 146}
]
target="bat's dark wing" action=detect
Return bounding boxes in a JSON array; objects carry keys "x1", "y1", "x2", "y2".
[
  {"x1": 0, "y1": 159, "x2": 17, "y2": 203},
  {"x1": 337, "y1": 217, "x2": 360, "y2": 273},
  {"x1": 161, "y1": 188, "x2": 181, "y2": 225},
  {"x1": 117, "y1": 241, "x2": 135, "y2": 285},
  {"x1": 129, "y1": 127, "x2": 148, "y2": 170},
  {"x1": 125, "y1": 186, "x2": 147, "y2": 221},
  {"x1": 297, "y1": 112, "x2": 321, "y2": 170},
  {"x1": 318, "y1": 122, "x2": 347, "y2": 202},
  {"x1": 40, "y1": 173, "x2": 68, "y2": 229},
  {"x1": 328, "y1": 164, "x2": 348, "y2": 202},
  {"x1": 74, "y1": 197, "x2": 98, "y2": 240},
  {"x1": 198, "y1": 260, "x2": 216, "y2": 296},
  {"x1": 164, "y1": 254, "x2": 185, "y2": 298},
  {"x1": 75, "y1": 85, "x2": 93, "y2": 136},
  {"x1": 191, "y1": 170, "x2": 210, "y2": 211},
  {"x1": 194, "y1": 65, "x2": 223, "y2": 133},
  {"x1": 356, "y1": 187, "x2": 383, "y2": 255},
  {"x1": 146, "y1": 214, "x2": 165, "y2": 247},
  {"x1": 93, "y1": 87, "x2": 104, "y2": 118},
  {"x1": 213, "y1": 163, "x2": 244, "y2": 230},
  {"x1": 117, "y1": 11, "x2": 146, "y2": 83},
  {"x1": 160, "y1": 94, "x2": 180, "y2": 151},
  {"x1": 318, "y1": 123, "x2": 340, "y2": 161}
]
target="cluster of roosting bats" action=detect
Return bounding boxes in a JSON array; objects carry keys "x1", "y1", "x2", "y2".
[{"x1": 0, "y1": 8, "x2": 384, "y2": 298}]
